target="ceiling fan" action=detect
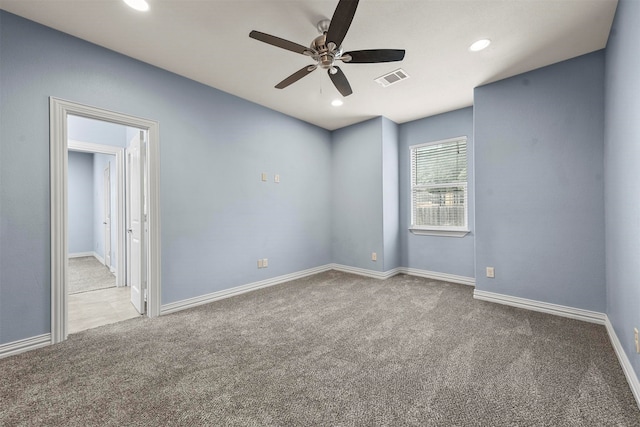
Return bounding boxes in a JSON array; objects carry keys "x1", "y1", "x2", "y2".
[{"x1": 249, "y1": 0, "x2": 405, "y2": 97}]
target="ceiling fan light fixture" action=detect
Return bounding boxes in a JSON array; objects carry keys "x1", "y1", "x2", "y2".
[
  {"x1": 123, "y1": 0, "x2": 149, "y2": 12},
  {"x1": 469, "y1": 39, "x2": 491, "y2": 52},
  {"x1": 331, "y1": 99, "x2": 344, "y2": 107}
]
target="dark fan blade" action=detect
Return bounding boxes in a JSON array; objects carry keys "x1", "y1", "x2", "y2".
[
  {"x1": 326, "y1": 0, "x2": 359, "y2": 49},
  {"x1": 249, "y1": 30, "x2": 310, "y2": 55},
  {"x1": 328, "y1": 67, "x2": 353, "y2": 97},
  {"x1": 343, "y1": 49, "x2": 405, "y2": 63},
  {"x1": 275, "y1": 66, "x2": 316, "y2": 89}
]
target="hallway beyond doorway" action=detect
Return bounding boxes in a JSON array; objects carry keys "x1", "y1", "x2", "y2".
[{"x1": 68, "y1": 256, "x2": 115, "y2": 294}]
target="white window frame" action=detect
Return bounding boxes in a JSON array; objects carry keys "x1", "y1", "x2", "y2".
[{"x1": 410, "y1": 136, "x2": 469, "y2": 237}]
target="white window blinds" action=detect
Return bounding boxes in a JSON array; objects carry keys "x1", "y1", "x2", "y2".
[{"x1": 410, "y1": 137, "x2": 468, "y2": 230}]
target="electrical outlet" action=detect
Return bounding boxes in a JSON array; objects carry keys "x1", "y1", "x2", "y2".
[
  {"x1": 257, "y1": 259, "x2": 263, "y2": 268},
  {"x1": 371, "y1": 252, "x2": 377, "y2": 261},
  {"x1": 263, "y1": 258, "x2": 268, "y2": 268},
  {"x1": 486, "y1": 267, "x2": 495, "y2": 278},
  {"x1": 635, "y1": 328, "x2": 639, "y2": 354}
]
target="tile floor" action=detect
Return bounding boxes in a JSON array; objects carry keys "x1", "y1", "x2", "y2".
[{"x1": 68, "y1": 286, "x2": 141, "y2": 334}]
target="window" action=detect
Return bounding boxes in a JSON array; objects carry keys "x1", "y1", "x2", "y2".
[{"x1": 410, "y1": 136, "x2": 468, "y2": 236}]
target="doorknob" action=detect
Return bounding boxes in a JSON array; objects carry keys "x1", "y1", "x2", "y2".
[
  {"x1": 103, "y1": 222, "x2": 107, "y2": 224},
  {"x1": 127, "y1": 229, "x2": 133, "y2": 233}
]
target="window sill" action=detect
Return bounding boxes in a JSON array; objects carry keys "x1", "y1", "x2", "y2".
[{"x1": 409, "y1": 228, "x2": 470, "y2": 238}]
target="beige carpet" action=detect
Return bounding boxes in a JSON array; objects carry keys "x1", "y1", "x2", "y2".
[
  {"x1": 68, "y1": 256, "x2": 116, "y2": 294},
  {"x1": 1, "y1": 271, "x2": 639, "y2": 426}
]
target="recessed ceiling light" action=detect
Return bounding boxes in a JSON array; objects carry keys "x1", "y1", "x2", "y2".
[
  {"x1": 123, "y1": 0, "x2": 149, "y2": 12},
  {"x1": 331, "y1": 99, "x2": 343, "y2": 107},
  {"x1": 469, "y1": 39, "x2": 491, "y2": 52}
]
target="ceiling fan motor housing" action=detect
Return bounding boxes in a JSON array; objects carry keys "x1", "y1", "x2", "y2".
[{"x1": 312, "y1": 34, "x2": 340, "y2": 69}]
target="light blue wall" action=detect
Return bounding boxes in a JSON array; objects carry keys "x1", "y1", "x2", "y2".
[
  {"x1": 68, "y1": 115, "x2": 127, "y2": 148},
  {"x1": 68, "y1": 151, "x2": 94, "y2": 254},
  {"x1": 331, "y1": 118, "x2": 384, "y2": 271},
  {"x1": 604, "y1": 0, "x2": 640, "y2": 383},
  {"x1": 474, "y1": 52, "x2": 606, "y2": 311},
  {"x1": 398, "y1": 107, "x2": 475, "y2": 278},
  {"x1": 330, "y1": 117, "x2": 400, "y2": 273},
  {"x1": 382, "y1": 118, "x2": 400, "y2": 271},
  {"x1": 0, "y1": 11, "x2": 331, "y2": 344},
  {"x1": 0, "y1": 12, "x2": 50, "y2": 343}
]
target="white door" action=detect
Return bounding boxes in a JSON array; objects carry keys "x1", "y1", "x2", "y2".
[
  {"x1": 103, "y1": 164, "x2": 111, "y2": 268},
  {"x1": 126, "y1": 131, "x2": 145, "y2": 314}
]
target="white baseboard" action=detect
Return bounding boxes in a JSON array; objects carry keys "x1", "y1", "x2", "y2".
[
  {"x1": 161, "y1": 264, "x2": 471, "y2": 314},
  {"x1": 68, "y1": 252, "x2": 93, "y2": 258},
  {"x1": 473, "y1": 289, "x2": 606, "y2": 325},
  {"x1": 92, "y1": 251, "x2": 105, "y2": 265},
  {"x1": 605, "y1": 316, "x2": 640, "y2": 409},
  {"x1": 0, "y1": 333, "x2": 51, "y2": 359},
  {"x1": 161, "y1": 264, "x2": 333, "y2": 315},
  {"x1": 329, "y1": 264, "x2": 475, "y2": 286},
  {"x1": 330, "y1": 263, "x2": 401, "y2": 280},
  {"x1": 399, "y1": 267, "x2": 475, "y2": 286}
]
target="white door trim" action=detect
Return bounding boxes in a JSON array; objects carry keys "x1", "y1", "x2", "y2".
[
  {"x1": 50, "y1": 97, "x2": 161, "y2": 344},
  {"x1": 103, "y1": 162, "x2": 112, "y2": 269},
  {"x1": 68, "y1": 140, "x2": 124, "y2": 287}
]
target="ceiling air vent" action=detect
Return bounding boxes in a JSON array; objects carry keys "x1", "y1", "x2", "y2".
[{"x1": 374, "y1": 68, "x2": 410, "y2": 88}]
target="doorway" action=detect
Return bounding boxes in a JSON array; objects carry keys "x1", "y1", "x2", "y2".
[
  {"x1": 50, "y1": 98, "x2": 161, "y2": 344},
  {"x1": 67, "y1": 139, "x2": 125, "y2": 287},
  {"x1": 67, "y1": 136, "x2": 135, "y2": 333}
]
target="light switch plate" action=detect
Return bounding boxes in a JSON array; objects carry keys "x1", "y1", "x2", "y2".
[{"x1": 261, "y1": 173, "x2": 267, "y2": 182}]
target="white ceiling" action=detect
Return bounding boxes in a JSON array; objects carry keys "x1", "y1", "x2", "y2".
[{"x1": 0, "y1": 0, "x2": 618, "y2": 130}]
